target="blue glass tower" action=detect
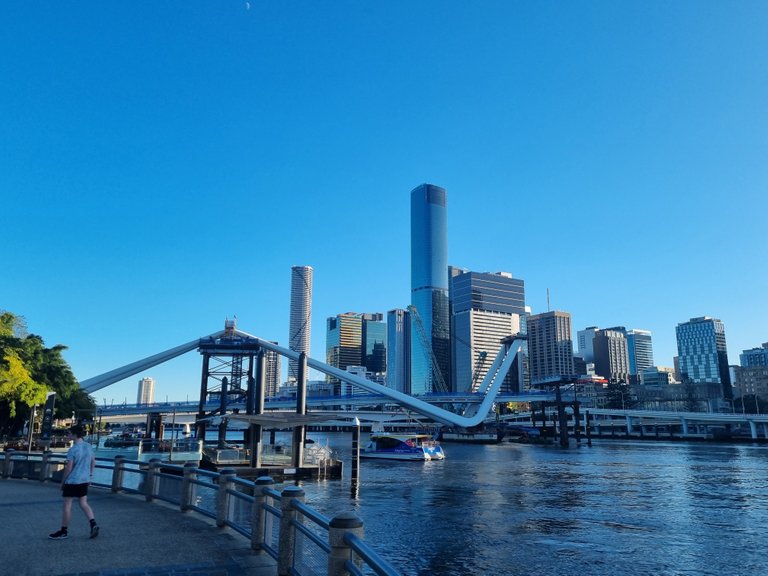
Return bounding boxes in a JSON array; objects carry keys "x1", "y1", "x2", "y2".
[
  {"x1": 676, "y1": 316, "x2": 732, "y2": 399},
  {"x1": 410, "y1": 184, "x2": 450, "y2": 394}
]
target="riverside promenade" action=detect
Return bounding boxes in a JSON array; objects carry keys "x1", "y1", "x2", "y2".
[{"x1": 0, "y1": 479, "x2": 277, "y2": 576}]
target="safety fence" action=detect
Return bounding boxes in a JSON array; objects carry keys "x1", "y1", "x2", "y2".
[{"x1": 1, "y1": 449, "x2": 399, "y2": 576}]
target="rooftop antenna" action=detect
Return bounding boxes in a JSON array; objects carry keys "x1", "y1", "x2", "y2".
[{"x1": 547, "y1": 288, "x2": 551, "y2": 312}]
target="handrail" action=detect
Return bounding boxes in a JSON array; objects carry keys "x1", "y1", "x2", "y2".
[
  {"x1": 345, "y1": 532, "x2": 401, "y2": 576},
  {"x1": 0, "y1": 451, "x2": 401, "y2": 576}
]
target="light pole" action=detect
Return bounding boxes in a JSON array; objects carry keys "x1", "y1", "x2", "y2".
[{"x1": 26, "y1": 404, "x2": 37, "y2": 453}]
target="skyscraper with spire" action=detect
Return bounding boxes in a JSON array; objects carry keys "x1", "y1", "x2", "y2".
[
  {"x1": 410, "y1": 184, "x2": 450, "y2": 394},
  {"x1": 288, "y1": 265, "x2": 313, "y2": 382}
]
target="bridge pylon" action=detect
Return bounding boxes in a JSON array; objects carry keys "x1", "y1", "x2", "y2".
[{"x1": 195, "y1": 322, "x2": 263, "y2": 443}]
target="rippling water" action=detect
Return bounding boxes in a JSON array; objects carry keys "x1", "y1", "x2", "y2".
[{"x1": 293, "y1": 435, "x2": 768, "y2": 576}]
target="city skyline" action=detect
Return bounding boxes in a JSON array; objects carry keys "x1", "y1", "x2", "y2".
[{"x1": 2, "y1": 2, "x2": 766, "y2": 403}]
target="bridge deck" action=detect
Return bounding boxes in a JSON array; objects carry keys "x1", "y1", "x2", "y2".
[{"x1": 0, "y1": 479, "x2": 276, "y2": 576}]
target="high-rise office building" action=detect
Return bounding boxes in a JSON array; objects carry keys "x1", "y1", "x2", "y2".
[
  {"x1": 593, "y1": 328, "x2": 630, "y2": 383},
  {"x1": 740, "y1": 343, "x2": 768, "y2": 367},
  {"x1": 450, "y1": 269, "x2": 526, "y2": 392},
  {"x1": 577, "y1": 327, "x2": 599, "y2": 363},
  {"x1": 288, "y1": 265, "x2": 313, "y2": 382},
  {"x1": 326, "y1": 312, "x2": 387, "y2": 393},
  {"x1": 410, "y1": 183, "x2": 450, "y2": 394},
  {"x1": 676, "y1": 316, "x2": 732, "y2": 399},
  {"x1": 527, "y1": 311, "x2": 574, "y2": 385},
  {"x1": 387, "y1": 308, "x2": 411, "y2": 393},
  {"x1": 264, "y1": 344, "x2": 281, "y2": 398},
  {"x1": 627, "y1": 329, "x2": 654, "y2": 384},
  {"x1": 362, "y1": 313, "x2": 387, "y2": 374},
  {"x1": 137, "y1": 377, "x2": 155, "y2": 405},
  {"x1": 326, "y1": 313, "x2": 363, "y2": 376}
]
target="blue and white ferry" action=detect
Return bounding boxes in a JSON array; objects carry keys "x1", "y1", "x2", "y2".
[{"x1": 361, "y1": 428, "x2": 445, "y2": 461}]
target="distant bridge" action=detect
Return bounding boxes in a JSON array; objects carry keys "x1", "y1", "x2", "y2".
[{"x1": 94, "y1": 391, "x2": 554, "y2": 418}]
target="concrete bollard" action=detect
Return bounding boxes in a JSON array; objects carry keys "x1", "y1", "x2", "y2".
[
  {"x1": 252, "y1": 476, "x2": 274, "y2": 552},
  {"x1": 328, "y1": 512, "x2": 364, "y2": 576},
  {"x1": 216, "y1": 468, "x2": 237, "y2": 528},
  {"x1": 180, "y1": 462, "x2": 198, "y2": 512},
  {"x1": 277, "y1": 486, "x2": 305, "y2": 576},
  {"x1": 40, "y1": 451, "x2": 52, "y2": 482},
  {"x1": 111, "y1": 455, "x2": 126, "y2": 493},
  {"x1": 2, "y1": 449, "x2": 15, "y2": 478},
  {"x1": 145, "y1": 458, "x2": 162, "y2": 502}
]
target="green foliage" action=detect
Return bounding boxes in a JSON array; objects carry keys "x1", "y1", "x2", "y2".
[
  {"x1": 0, "y1": 311, "x2": 94, "y2": 435},
  {"x1": 603, "y1": 381, "x2": 635, "y2": 409},
  {"x1": 0, "y1": 350, "x2": 48, "y2": 416}
]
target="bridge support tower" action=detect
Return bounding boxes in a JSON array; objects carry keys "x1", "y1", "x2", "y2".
[{"x1": 195, "y1": 320, "x2": 263, "y2": 442}]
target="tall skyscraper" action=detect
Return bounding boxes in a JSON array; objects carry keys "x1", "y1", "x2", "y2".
[
  {"x1": 593, "y1": 328, "x2": 630, "y2": 383},
  {"x1": 410, "y1": 183, "x2": 450, "y2": 394},
  {"x1": 527, "y1": 311, "x2": 574, "y2": 385},
  {"x1": 450, "y1": 269, "x2": 526, "y2": 392},
  {"x1": 326, "y1": 313, "x2": 363, "y2": 377},
  {"x1": 137, "y1": 376, "x2": 155, "y2": 405},
  {"x1": 288, "y1": 265, "x2": 313, "y2": 382},
  {"x1": 676, "y1": 316, "x2": 732, "y2": 399},
  {"x1": 326, "y1": 312, "x2": 387, "y2": 393},
  {"x1": 387, "y1": 308, "x2": 411, "y2": 393},
  {"x1": 577, "y1": 327, "x2": 599, "y2": 363},
  {"x1": 264, "y1": 344, "x2": 281, "y2": 398},
  {"x1": 627, "y1": 329, "x2": 654, "y2": 384},
  {"x1": 362, "y1": 313, "x2": 387, "y2": 373}
]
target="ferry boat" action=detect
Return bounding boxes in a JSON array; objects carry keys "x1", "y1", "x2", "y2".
[{"x1": 361, "y1": 429, "x2": 445, "y2": 461}]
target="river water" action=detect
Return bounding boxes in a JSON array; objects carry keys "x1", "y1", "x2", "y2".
[{"x1": 292, "y1": 434, "x2": 768, "y2": 576}]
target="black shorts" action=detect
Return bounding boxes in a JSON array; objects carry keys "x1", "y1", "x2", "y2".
[{"x1": 62, "y1": 483, "x2": 89, "y2": 498}]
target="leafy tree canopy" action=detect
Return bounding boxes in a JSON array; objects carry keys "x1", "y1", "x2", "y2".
[
  {"x1": 0, "y1": 310, "x2": 94, "y2": 435},
  {"x1": 0, "y1": 350, "x2": 47, "y2": 416}
]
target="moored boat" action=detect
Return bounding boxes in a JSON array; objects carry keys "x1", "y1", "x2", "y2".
[
  {"x1": 440, "y1": 430, "x2": 501, "y2": 444},
  {"x1": 361, "y1": 430, "x2": 445, "y2": 461}
]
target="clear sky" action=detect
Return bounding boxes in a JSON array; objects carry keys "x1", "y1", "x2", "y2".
[{"x1": 3, "y1": 1, "x2": 766, "y2": 405}]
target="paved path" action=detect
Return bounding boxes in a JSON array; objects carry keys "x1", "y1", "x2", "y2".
[{"x1": 0, "y1": 479, "x2": 277, "y2": 576}]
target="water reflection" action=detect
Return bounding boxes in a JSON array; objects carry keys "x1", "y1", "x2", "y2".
[{"x1": 295, "y1": 435, "x2": 768, "y2": 575}]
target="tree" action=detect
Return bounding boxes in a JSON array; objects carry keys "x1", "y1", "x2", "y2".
[
  {"x1": 0, "y1": 349, "x2": 48, "y2": 417},
  {"x1": 0, "y1": 311, "x2": 94, "y2": 435},
  {"x1": 604, "y1": 380, "x2": 634, "y2": 409}
]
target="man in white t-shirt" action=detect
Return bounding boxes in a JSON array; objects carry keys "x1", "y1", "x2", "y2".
[{"x1": 49, "y1": 425, "x2": 100, "y2": 539}]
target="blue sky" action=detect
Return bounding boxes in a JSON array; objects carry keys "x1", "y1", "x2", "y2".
[{"x1": 2, "y1": 1, "x2": 766, "y2": 405}]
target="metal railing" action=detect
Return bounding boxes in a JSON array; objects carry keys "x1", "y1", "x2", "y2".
[{"x1": 1, "y1": 449, "x2": 400, "y2": 576}]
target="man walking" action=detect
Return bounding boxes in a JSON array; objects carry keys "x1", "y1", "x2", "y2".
[{"x1": 49, "y1": 424, "x2": 100, "y2": 539}]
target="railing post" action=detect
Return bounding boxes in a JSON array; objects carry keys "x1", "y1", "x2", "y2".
[
  {"x1": 216, "y1": 468, "x2": 237, "y2": 527},
  {"x1": 278, "y1": 486, "x2": 305, "y2": 576},
  {"x1": 2, "y1": 449, "x2": 15, "y2": 478},
  {"x1": 180, "y1": 462, "x2": 198, "y2": 512},
  {"x1": 145, "y1": 458, "x2": 161, "y2": 502},
  {"x1": 328, "y1": 512, "x2": 364, "y2": 576},
  {"x1": 252, "y1": 476, "x2": 274, "y2": 552},
  {"x1": 39, "y1": 451, "x2": 52, "y2": 482},
  {"x1": 111, "y1": 455, "x2": 125, "y2": 493}
]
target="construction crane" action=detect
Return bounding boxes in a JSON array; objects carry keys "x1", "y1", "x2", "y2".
[{"x1": 406, "y1": 305, "x2": 449, "y2": 393}]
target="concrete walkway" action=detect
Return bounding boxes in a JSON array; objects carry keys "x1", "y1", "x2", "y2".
[{"x1": 0, "y1": 478, "x2": 277, "y2": 576}]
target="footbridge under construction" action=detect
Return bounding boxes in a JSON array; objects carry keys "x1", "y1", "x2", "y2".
[
  {"x1": 78, "y1": 324, "x2": 768, "y2": 443},
  {"x1": 80, "y1": 323, "x2": 533, "y2": 431}
]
